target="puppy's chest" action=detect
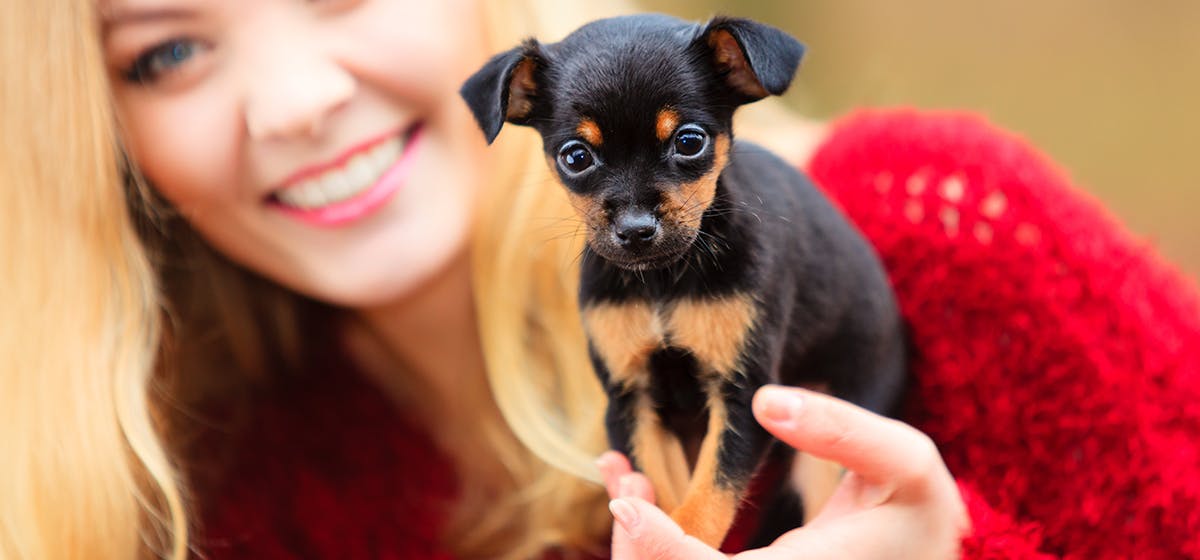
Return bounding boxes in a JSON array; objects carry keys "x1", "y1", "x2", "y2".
[{"x1": 582, "y1": 294, "x2": 758, "y2": 390}]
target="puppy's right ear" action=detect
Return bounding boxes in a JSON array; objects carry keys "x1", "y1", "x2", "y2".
[{"x1": 459, "y1": 40, "x2": 548, "y2": 144}]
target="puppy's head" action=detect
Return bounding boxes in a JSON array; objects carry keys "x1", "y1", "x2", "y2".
[{"x1": 461, "y1": 14, "x2": 804, "y2": 270}]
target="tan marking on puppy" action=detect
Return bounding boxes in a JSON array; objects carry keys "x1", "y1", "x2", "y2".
[
  {"x1": 666, "y1": 293, "x2": 758, "y2": 377},
  {"x1": 546, "y1": 153, "x2": 604, "y2": 244},
  {"x1": 631, "y1": 398, "x2": 690, "y2": 512},
  {"x1": 669, "y1": 395, "x2": 740, "y2": 548},
  {"x1": 708, "y1": 29, "x2": 770, "y2": 98},
  {"x1": 658, "y1": 134, "x2": 731, "y2": 230},
  {"x1": 655, "y1": 107, "x2": 680, "y2": 142},
  {"x1": 577, "y1": 118, "x2": 603, "y2": 146},
  {"x1": 546, "y1": 152, "x2": 608, "y2": 245},
  {"x1": 581, "y1": 301, "x2": 663, "y2": 390},
  {"x1": 565, "y1": 192, "x2": 603, "y2": 243},
  {"x1": 506, "y1": 58, "x2": 538, "y2": 119},
  {"x1": 793, "y1": 453, "x2": 844, "y2": 524}
]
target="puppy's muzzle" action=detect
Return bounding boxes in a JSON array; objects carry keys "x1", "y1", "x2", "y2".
[{"x1": 588, "y1": 204, "x2": 693, "y2": 270}]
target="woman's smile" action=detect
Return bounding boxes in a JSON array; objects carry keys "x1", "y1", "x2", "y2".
[{"x1": 270, "y1": 122, "x2": 424, "y2": 227}]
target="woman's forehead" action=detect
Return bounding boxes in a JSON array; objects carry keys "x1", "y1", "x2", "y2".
[
  {"x1": 99, "y1": 0, "x2": 205, "y2": 17},
  {"x1": 98, "y1": 0, "x2": 210, "y2": 31}
]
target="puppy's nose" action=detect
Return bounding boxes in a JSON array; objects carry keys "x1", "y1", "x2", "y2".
[{"x1": 613, "y1": 211, "x2": 659, "y2": 249}]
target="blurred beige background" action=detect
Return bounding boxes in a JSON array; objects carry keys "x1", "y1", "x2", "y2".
[{"x1": 646, "y1": 0, "x2": 1200, "y2": 276}]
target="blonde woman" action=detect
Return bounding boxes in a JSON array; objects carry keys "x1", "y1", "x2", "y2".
[{"x1": 5, "y1": 0, "x2": 1198, "y2": 559}]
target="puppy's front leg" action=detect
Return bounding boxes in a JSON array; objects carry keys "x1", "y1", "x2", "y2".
[
  {"x1": 592, "y1": 345, "x2": 691, "y2": 513},
  {"x1": 625, "y1": 393, "x2": 691, "y2": 512},
  {"x1": 669, "y1": 379, "x2": 772, "y2": 548}
]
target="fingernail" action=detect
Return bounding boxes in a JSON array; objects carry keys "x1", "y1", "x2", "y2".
[
  {"x1": 609, "y1": 499, "x2": 640, "y2": 536},
  {"x1": 760, "y1": 386, "x2": 802, "y2": 424},
  {"x1": 618, "y1": 474, "x2": 637, "y2": 497}
]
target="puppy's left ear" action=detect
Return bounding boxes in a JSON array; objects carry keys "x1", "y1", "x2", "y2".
[
  {"x1": 459, "y1": 39, "x2": 548, "y2": 144},
  {"x1": 696, "y1": 17, "x2": 805, "y2": 103}
]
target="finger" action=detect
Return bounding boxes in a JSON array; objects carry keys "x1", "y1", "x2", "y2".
[
  {"x1": 610, "y1": 474, "x2": 658, "y2": 559},
  {"x1": 597, "y1": 451, "x2": 634, "y2": 499},
  {"x1": 609, "y1": 497, "x2": 724, "y2": 560},
  {"x1": 752, "y1": 385, "x2": 941, "y2": 489},
  {"x1": 805, "y1": 470, "x2": 872, "y2": 523},
  {"x1": 618, "y1": 472, "x2": 656, "y2": 503}
]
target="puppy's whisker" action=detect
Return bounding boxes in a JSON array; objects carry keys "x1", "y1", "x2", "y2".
[
  {"x1": 696, "y1": 229, "x2": 729, "y2": 252},
  {"x1": 692, "y1": 234, "x2": 720, "y2": 271},
  {"x1": 569, "y1": 247, "x2": 588, "y2": 268}
]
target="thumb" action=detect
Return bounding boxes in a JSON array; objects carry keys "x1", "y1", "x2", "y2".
[{"x1": 609, "y1": 498, "x2": 724, "y2": 560}]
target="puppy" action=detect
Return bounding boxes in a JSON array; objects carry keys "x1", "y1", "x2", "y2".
[{"x1": 460, "y1": 14, "x2": 907, "y2": 548}]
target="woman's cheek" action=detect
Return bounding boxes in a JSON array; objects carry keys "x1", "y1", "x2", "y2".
[{"x1": 122, "y1": 89, "x2": 246, "y2": 211}]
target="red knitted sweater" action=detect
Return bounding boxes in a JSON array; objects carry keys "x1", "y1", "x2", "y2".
[{"x1": 197, "y1": 109, "x2": 1200, "y2": 558}]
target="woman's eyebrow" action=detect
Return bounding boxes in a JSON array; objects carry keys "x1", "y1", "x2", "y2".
[{"x1": 101, "y1": 6, "x2": 195, "y2": 31}]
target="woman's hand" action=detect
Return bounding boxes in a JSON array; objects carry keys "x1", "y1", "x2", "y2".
[{"x1": 595, "y1": 385, "x2": 969, "y2": 559}]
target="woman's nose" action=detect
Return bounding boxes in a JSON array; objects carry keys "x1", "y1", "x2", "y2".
[{"x1": 243, "y1": 42, "x2": 356, "y2": 141}]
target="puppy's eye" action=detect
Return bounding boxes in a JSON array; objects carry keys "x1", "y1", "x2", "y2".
[
  {"x1": 673, "y1": 127, "x2": 707, "y2": 157},
  {"x1": 558, "y1": 142, "x2": 596, "y2": 175}
]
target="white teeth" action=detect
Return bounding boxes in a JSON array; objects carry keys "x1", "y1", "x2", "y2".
[
  {"x1": 307, "y1": 185, "x2": 330, "y2": 208},
  {"x1": 276, "y1": 135, "x2": 406, "y2": 209},
  {"x1": 345, "y1": 155, "x2": 376, "y2": 191},
  {"x1": 319, "y1": 172, "x2": 351, "y2": 202},
  {"x1": 371, "y1": 138, "x2": 401, "y2": 169}
]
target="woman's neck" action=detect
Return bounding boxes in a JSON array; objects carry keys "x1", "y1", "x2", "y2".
[{"x1": 342, "y1": 249, "x2": 486, "y2": 419}]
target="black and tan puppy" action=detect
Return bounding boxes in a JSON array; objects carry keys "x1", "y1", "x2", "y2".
[{"x1": 461, "y1": 14, "x2": 906, "y2": 547}]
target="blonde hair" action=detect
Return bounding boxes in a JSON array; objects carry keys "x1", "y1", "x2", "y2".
[{"x1": 0, "y1": 1, "x2": 185, "y2": 559}]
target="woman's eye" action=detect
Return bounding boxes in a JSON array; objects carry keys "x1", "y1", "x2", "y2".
[
  {"x1": 674, "y1": 128, "x2": 707, "y2": 157},
  {"x1": 558, "y1": 143, "x2": 595, "y2": 174},
  {"x1": 123, "y1": 38, "x2": 204, "y2": 84}
]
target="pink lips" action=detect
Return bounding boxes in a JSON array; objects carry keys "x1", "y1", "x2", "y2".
[{"x1": 270, "y1": 124, "x2": 424, "y2": 228}]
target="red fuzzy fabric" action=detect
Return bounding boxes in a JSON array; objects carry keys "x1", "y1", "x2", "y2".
[
  {"x1": 196, "y1": 109, "x2": 1200, "y2": 558},
  {"x1": 809, "y1": 109, "x2": 1200, "y2": 558},
  {"x1": 194, "y1": 370, "x2": 456, "y2": 559}
]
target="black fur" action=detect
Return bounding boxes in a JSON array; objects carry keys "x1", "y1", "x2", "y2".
[{"x1": 462, "y1": 14, "x2": 907, "y2": 544}]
